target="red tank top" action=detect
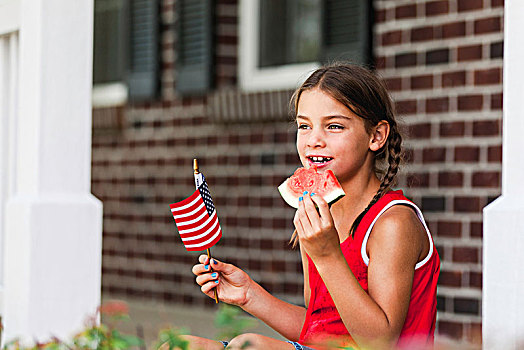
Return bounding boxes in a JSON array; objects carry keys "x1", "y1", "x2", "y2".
[{"x1": 299, "y1": 190, "x2": 440, "y2": 348}]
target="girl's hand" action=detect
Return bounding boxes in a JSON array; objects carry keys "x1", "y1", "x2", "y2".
[
  {"x1": 192, "y1": 255, "x2": 253, "y2": 307},
  {"x1": 294, "y1": 192, "x2": 341, "y2": 261}
]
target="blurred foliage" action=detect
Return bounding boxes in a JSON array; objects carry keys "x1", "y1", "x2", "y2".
[
  {"x1": 214, "y1": 304, "x2": 257, "y2": 341},
  {"x1": 0, "y1": 302, "x2": 257, "y2": 350}
]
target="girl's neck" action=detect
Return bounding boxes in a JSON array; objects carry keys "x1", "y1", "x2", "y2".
[{"x1": 331, "y1": 170, "x2": 382, "y2": 241}]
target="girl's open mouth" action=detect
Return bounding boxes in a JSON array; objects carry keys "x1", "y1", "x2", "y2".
[{"x1": 307, "y1": 156, "x2": 333, "y2": 168}]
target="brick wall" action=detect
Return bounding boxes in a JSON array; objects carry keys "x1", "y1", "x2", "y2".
[
  {"x1": 374, "y1": 0, "x2": 503, "y2": 344},
  {"x1": 92, "y1": 0, "x2": 504, "y2": 345}
]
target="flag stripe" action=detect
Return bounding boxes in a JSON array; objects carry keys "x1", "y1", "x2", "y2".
[
  {"x1": 170, "y1": 194, "x2": 201, "y2": 212},
  {"x1": 178, "y1": 210, "x2": 218, "y2": 235},
  {"x1": 179, "y1": 216, "x2": 219, "y2": 241},
  {"x1": 180, "y1": 220, "x2": 220, "y2": 243},
  {"x1": 173, "y1": 201, "x2": 205, "y2": 218},
  {"x1": 183, "y1": 228, "x2": 222, "y2": 249},
  {"x1": 175, "y1": 207, "x2": 208, "y2": 227},
  {"x1": 169, "y1": 190, "x2": 200, "y2": 209},
  {"x1": 178, "y1": 209, "x2": 216, "y2": 235}
]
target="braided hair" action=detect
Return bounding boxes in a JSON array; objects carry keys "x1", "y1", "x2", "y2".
[{"x1": 290, "y1": 63, "x2": 404, "y2": 243}]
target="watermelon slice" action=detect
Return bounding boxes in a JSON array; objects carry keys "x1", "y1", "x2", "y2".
[{"x1": 278, "y1": 166, "x2": 345, "y2": 209}]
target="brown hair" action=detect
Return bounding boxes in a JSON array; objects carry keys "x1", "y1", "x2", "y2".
[{"x1": 289, "y1": 62, "x2": 403, "y2": 247}]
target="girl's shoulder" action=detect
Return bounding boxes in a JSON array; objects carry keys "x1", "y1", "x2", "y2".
[{"x1": 365, "y1": 191, "x2": 430, "y2": 266}]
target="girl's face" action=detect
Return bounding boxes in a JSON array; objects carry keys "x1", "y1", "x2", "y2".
[{"x1": 296, "y1": 88, "x2": 375, "y2": 184}]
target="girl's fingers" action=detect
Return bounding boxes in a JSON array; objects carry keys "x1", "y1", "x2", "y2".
[
  {"x1": 191, "y1": 262, "x2": 212, "y2": 276},
  {"x1": 201, "y1": 279, "x2": 220, "y2": 295},
  {"x1": 296, "y1": 195, "x2": 315, "y2": 237},
  {"x1": 301, "y1": 193, "x2": 322, "y2": 232},
  {"x1": 195, "y1": 271, "x2": 220, "y2": 286},
  {"x1": 293, "y1": 209, "x2": 306, "y2": 238},
  {"x1": 309, "y1": 194, "x2": 334, "y2": 226},
  {"x1": 198, "y1": 254, "x2": 210, "y2": 265}
]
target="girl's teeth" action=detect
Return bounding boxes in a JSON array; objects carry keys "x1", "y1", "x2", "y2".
[{"x1": 310, "y1": 156, "x2": 332, "y2": 163}]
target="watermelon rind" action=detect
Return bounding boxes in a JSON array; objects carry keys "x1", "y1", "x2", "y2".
[{"x1": 278, "y1": 181, "x2": 300, "y2": 209}]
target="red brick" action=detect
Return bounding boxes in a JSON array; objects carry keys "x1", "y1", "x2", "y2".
[
  {"x1": 407, "y1": 173, "x2": 430, "y2": 188},
  {"x1": 438, "y1": 320, "x2": 463, "y2": 339},
  {"x1": 374, "y1": 56, "x2": 387, "y2": 69},
  {"x1": 426, "y1": 48, "x2": 449, "y2": 65},
  {"x1": 488, "y1": 145, "x2": 502, "y2": 162},
  {"x1": 454, "y1": 197, "x2": 481, "y2": 213},
  {"x1": 472, "y1": 171, "x2": 501, "y2": 187},
  {"x1": 491, "y1": 93, "x2": 503, "y2": 110},
  {"x1": 411, "y1": 75, "x2": 433, "y2": 90},
  {"x1": 439, "y1": 270, "x2": 462, "y2": 287},
  {"x1": 439, "y1": 171, "x2": 464, "y2": 187},
  {"x1": 395, "y1": 52, "x2": 417, "y2": 68},
  {"x1": 474, "y1": 68, "x2": 502, "y2": 85},
  {"x1": 458, "y1": 95, "x2": 483, "y2": 111},
  {"x1": 473, "y1": 120, "x2": 500, "y2": 136},
  {"x1": 469, "y1": 272, "x2": 483, "y2": 289},
  {"x1": 404, "y1": 148, "x2": 414, "y2": 163},
  {"x1": 440, "y1": 121, "x2": 465, "y2": 137},
  {"x1": 455, "y1": 146, "x2": 480, "y2": 162},
  {"x1": 435, "y1": 244, "x2": 445, "y2": 261},
  {"x1": 454, "y1": 297, "x2": 480, "y2": 315},
  {"x1": 475, "y1": 17, "x2": 501, "y2": 34},
  {"x1": 426, "y1": 97, "x2": 449, "y2": 113},
  {"x1": 375, "y1": 9, "x2": 386, "y2": 23},
  {"x1": 425, "y1": 1, "x2": 449, "y2": 16},
  {"x1": 423, "y1": 147, "x2": 446, "y2": 163},
  {"x1": 491, "y1": 0, "x2": 504, "y2": 7},
  {"x1": 457, "y1": 44, "x2": 483, "y2": 61},
  {"x1": 396, "y1": 4, "x2": 417, "y2": 19},
  {"x1": 411, "y1": 26, "x2": 434, "y2": 42},
  {"x1": 385, "y1": 77, "x2": 402, "y2": 91},
  {"x1": 396, "y1": 99, "x2": 417, "y2": 114},
  {"x1": 437, "y1": 221, "x2": 462, "y2": 237},
  {"x1": 470, "y1": 221, "x2": 483, "y2": 238},
  {"x1": 442, "y1": 21, "x2": 466, "y2": 38},
  {"x1": 458, "y1": 0, "x2": 483, "y2": 12},
  {"x1": 409, "y1": 123, "x2": 432, "y2": 138},
  {"x1": 491, "y1": 41, "x2": 504, "y2": 58},
  {"x1": 442, "y1": 71, "x2": 466, "y2": 87},
  {"x1": 468, "y1": 322, "x2": 483, "y2": 345},
  {"x1": 453, "y1": 246, "x2": 479, "y2": 263},
  {"x1": 381, "y1": 30, "x2": 402, "y2": 46}
]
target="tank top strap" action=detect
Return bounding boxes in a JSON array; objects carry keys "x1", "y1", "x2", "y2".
[{"x1": 352, "y1": 190, "x2": 409, "y2": 245}]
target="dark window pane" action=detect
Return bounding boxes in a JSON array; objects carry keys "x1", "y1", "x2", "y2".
[
  {"x1": 93, "y1": 0, "x2": 126, "y2": 84},
  {"x1": 259, "y1": 0, "x2": 321, "y2": 68}
]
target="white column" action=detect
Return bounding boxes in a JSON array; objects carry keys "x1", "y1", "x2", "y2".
[
  {"x1": 483, "y1": 2, "x2": 524, "y2": 349},
  {"x1": 2, "y1": 0, "x2": 102, "y2": 342}
]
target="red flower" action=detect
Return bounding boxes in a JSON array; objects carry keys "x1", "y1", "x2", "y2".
[{"x1": 97, "y1": 300, "x2": 129, "y2": 316}]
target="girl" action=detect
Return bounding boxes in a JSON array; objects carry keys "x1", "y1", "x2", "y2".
[{"x1": 188, "y1": 63, "x2": 440, "y2": 350}]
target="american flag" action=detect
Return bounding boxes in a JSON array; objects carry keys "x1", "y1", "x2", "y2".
[{"x1": 170, "y1": 174, "x2": 222, "y2": 251}]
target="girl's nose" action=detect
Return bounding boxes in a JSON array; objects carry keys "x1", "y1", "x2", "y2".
[{"x1": 307, "y1": 129, "x2": 326, "y2": 148}]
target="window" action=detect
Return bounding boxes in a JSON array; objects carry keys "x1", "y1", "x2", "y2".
[
  {"x1": 239, "y1": 0, "x2": 371, "y2": 92},
  {"x1": 92, "y1": 0, "x2": 159, "y2": 106}
]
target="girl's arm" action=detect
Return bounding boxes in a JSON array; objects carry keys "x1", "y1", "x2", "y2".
[
  {"x1": 296, "y1": 194, "x2": 426, "y2": 349},
  {"x1": 241, "y1": 278, "x2": 307, "y2": 341},
  {"x1": 300, "y1": 243, "x2": 311, "y2": 308},
  {"x1": 194, "y1": 255, "x2": 307, "y2": 341}
]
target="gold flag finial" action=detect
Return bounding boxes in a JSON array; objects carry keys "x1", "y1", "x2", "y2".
[{"x1": 193, "y1": 158, "x2": 199, "y2": 174}]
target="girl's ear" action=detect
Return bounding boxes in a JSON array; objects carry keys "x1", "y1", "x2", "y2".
[{"x1": 369, "y1": 120, "x2": 390, "y2": 152}]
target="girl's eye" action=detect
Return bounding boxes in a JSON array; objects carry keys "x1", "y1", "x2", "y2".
[
  {"x1": 328, "y1": 124, "x2": 344, "y2": 130},
  {"x1": 297, "y1": 124, "x2": 310, "y2": 129}
]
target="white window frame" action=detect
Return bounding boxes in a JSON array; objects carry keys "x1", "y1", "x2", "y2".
[{"x1": 238, "y1": 0, "x2": 320, "y2": 92}]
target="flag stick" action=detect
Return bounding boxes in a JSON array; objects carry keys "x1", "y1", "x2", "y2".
[
  {"x1": 194, "y1": 158, "x2": 219, "y2": 304},
  {"x1": 207, "y1": 248, "x2": 219, "y2": 303}
]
